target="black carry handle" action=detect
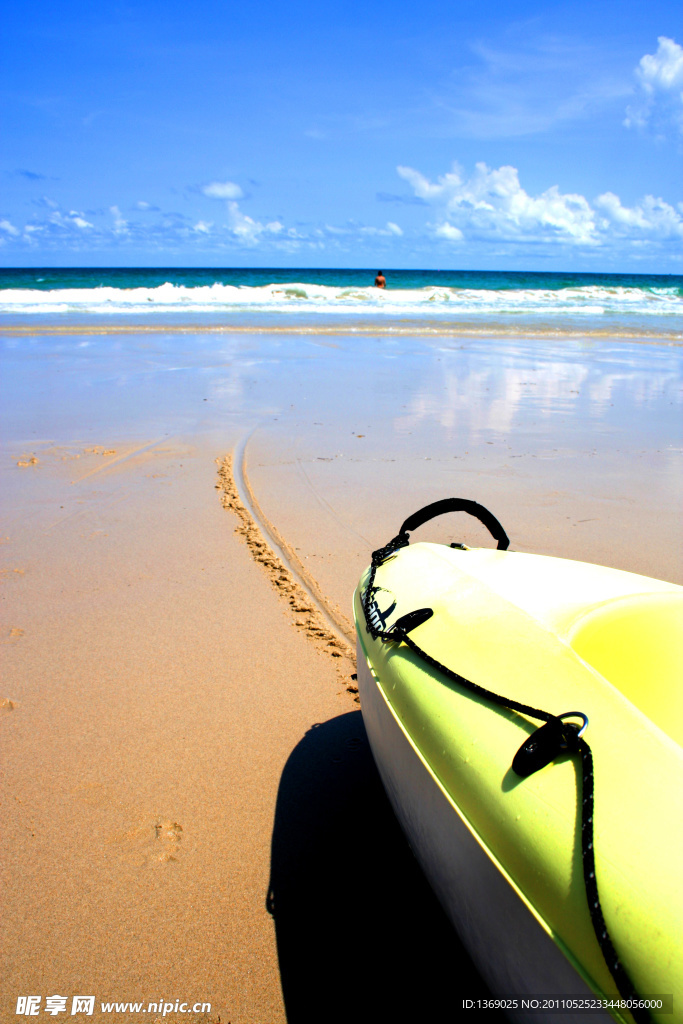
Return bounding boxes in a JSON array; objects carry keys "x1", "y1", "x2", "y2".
[{"x1": 399, "y1": 498, "x2": 510, "y2": 550}]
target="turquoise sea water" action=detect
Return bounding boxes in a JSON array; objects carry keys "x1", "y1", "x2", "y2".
[
  {"x1": 2, "y1": 266, "x2": 683, "y2": 293},
  {"x1": 1, "y1": 267, "x2": 681, "y2": 338}
]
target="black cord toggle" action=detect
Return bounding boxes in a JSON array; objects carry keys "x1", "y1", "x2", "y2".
[
  {"x1": 383, "y1": 607, "x2": 434, "y2": 642},
  {"x1": 512, "y1": 713, "x2": 588, "y2": 777}
]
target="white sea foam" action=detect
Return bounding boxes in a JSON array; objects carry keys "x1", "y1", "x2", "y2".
[{"x1": 0, "y1": 281, "x2": 681, "y2": 319}]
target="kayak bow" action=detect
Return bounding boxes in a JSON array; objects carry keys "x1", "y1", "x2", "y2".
[{"x1": 354, "y1": 500, "x2": 682, "y2": 1024}]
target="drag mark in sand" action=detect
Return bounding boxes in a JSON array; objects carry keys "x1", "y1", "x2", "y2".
[
  {"x1": 69, "y1": 438, "x2": 164, "y2": 483},
  {"x1": 216, "y1": 452, "x2": 357, "y2": 691}
]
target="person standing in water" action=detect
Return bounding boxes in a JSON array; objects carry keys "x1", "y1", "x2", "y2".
[{"x1": 375, "y1": 270, "x2": 386, "y2": 288}]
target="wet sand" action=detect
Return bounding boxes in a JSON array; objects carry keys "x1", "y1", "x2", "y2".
[{"x1": 1, "y1": 326, "x2": 681, "y2": 1022}]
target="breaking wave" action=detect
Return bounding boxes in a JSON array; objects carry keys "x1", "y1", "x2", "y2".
[{"x1": 1, "y1": 280, "x2": 681, "y2": 320}]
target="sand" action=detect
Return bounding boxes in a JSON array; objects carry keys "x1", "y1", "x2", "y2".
[{"x1": 1, "y1": 326, "x2": 681, "y2": 1022}]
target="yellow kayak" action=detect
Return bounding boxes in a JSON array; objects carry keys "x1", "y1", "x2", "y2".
[{"x1": 354, "y1": 500, "x2": 682, "y2": 1024}]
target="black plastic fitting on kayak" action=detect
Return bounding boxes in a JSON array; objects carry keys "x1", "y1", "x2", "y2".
[
  {"x1": 512, "y1": 712, "x2": 589, "y2": 777},
  {"x1": 398, "y1": 498, "x2": 510, "y2": 551},
  {"x1": 390, "y1": 607, "x2": 434, "y2": 639}
]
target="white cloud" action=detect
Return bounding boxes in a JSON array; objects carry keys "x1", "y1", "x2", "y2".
[
  {"x1": 397, "y1": 166, "x2": 444, "y2": 202},
  {"x1": 398, "y1": 161, "x2": 683, "y2": 252},
  {"x1": 4, "y1": 196, "x2": 291, "y2": 252},
  {"x1": 225, "y1": 201, "x2": 283, "y2": 245},
  {"x1": 423, "y1": 36, "x2": 632, "y2": 141},
  {"x1": 398, "y1": 162, "x2": 597, "y2": 245},
  {"x1": 203, "y1": 180, "x2": 244, "y2": 200},
  {"x1": 69, "y1": 211, "x2": 93, "y2": 229},
  {"x1": 625, "y1": 37, "x2": 683, "y2": 135},
  {"x1": 201, "y1": 179, "x2": 283, "y2": 244},
  {"x1": 595, "y1": 192, "x2": 683, "y2": 239},
  {"x1": 359, "y1": 222, "x2": 404, "y2": 237},
  {"x1": 110, "y1": 205, "x2": 127, "y2": 234},
  {"x1": 9, "y1": 166, "x2": 678, "y2": 263},
  {"x1": 435, "y1": 222, "x2": 464, "y2": 241},
  {"x1": 42, "y1": 209, "x2": 94, "y2": 231},
  {"x1": 635, "y1": 36, "x2": 683, "y2": 94}
]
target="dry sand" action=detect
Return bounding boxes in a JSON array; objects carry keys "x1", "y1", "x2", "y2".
[
  {"x1": 3, "y1": 438, "x2": 352, "y2": 1023},
  {"x1": 1, "y1": 327, "x2": 681, "y2": 1023}
]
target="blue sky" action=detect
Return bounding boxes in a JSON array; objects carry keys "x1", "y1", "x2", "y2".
[{"x1": 1, "y1": 0, "x2": 682, "y2": 270}]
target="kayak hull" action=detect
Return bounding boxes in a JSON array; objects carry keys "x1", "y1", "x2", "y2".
[{"x1": 357, "y1": 645, "x2": 616, "y2": 1024}]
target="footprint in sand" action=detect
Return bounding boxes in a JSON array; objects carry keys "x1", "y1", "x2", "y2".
[
  {"x1": 147, "y1": 819, "x2": 183, "y2": 865},
  {"x1": 105, "y1": 817, "x2": 184, "y2": 866},
  {"x1": 73, "y1": 786, "x2": 184, "y2": 867},
  {"x1": 3, "y1": 628, "x2": 25, "y2": 644}
]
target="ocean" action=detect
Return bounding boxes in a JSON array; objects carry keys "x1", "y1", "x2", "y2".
[{"x1": 1, "y1": 267, "x2": 681, "y2": 339}]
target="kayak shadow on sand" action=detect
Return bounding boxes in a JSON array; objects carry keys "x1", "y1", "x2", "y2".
[{"x1": 267, "y1": 709, "x2": 506, "y2": 1024}]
